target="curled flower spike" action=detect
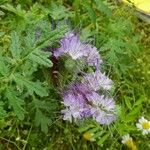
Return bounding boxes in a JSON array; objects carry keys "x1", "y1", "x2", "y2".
[
  {"x1": 86, "y1": 92, "x2": 116, "y2": 125},
  {"x1": 54, "y1": 31, "x2": 102, "y2": 67},
  {"x1": 61, "y1": 86, "x2": 92, "y2": 122},
  {"x1": 122, "y1": 134, "x2": 137, "y2": 150},
  {"x1": 54, "y1": 32, "x2": 87, "y2": 59},
  {"x1": 83, "y1": 70, "x2": 113, "y2": 91},
  {"x1": 84, "y1": 44, "x2": 102, "y2": 67},
  {"x1": 136, "y1": 116, "x2": 150, "y2": 135},
  {"x1": 61, "y1": 83, "x2": 116, "y2": 125}
]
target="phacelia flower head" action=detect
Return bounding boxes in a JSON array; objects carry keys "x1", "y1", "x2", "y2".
[
  {"x1": 54, "y1": 31, "x2": 103, "y2": 68},
  {"x1": 83, "y1": 70, "x2": 113, "y2": 91},
  {"x1": 61, "y1": 84, "x2": 92, "y2": 122},
  {"x1": 54, "y1": 32, "x2": 87, "y2": 60},
  {"x1": 136, "y1": 116, "x2": 150, "y2": 135},
  {"x1": 86, "y1": 92, "x2": 116, "y2": 125},
  {"x1": 61, "y1": 83, "x2": 116, "y2": 125},
  {"x1": 85, "y1": 44, "x2": 102, "y2": 67}
]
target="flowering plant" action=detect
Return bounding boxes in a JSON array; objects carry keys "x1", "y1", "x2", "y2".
[{"x1": 53, "y1": 32, "x2": 117, "y2": 125}]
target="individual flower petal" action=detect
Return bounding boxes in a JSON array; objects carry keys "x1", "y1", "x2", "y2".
[
  {"x1": 122, "y1": 134, "x2": 131, "y2": 144},
  {"x1": 71, "y1": 83, "x2": 91, "y2": 96},
  {"x1": 90, "y1": 107, "x2": 116, "y2": 125},
  {"x1": 61, "y1": 105, "x2": 87, "y2": 122},
  {"x1": 61, "y1": 108, "x2": 72, "y2": 122}
]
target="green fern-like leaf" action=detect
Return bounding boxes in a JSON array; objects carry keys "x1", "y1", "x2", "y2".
[
  {"x1": 10, "y1": 32, "x2": 22, "y2": 59},
  {"x1": 0, "y1": 102, "x2": 6, "y2": 118},
  {"x1": 5, "y1": 87, "x2": 25, "y2": 120},
  {"x1": 0, "y1": 4, "x2": 26, "y2": 18},
  {"x1": 35, "y1": 109, "x2": 50, "y2": 133},
  {"x1": 28, "y1": 50, "x2": 52, "y2": 67},
  {"x1": 0, "y1": 55, "x2": 10, "y2": 77},
  {"x1": 94, "y1": 0, "x2": 112, "y2": 17},
  {"x1": 13, "y1": 73, "x2": 48, "y2": 97},
  {"x1": 83, "y1": 2, "x2": 96, "y2": 24},
  {"x1": 49, "y1": 3, "x2": 73, "y2": 20}
]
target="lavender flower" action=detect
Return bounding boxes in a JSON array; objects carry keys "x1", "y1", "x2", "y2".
[
  {"x1": 54, "y1": 31, "x2": 102, "y2": 68},
  {"x1": 86, "y1": 92, "x2": 115, "y2": 112},
  {"x1": 90, "y1": 108, "x2": 116, "y2": 125},
  {"x1": 83, "y1": 70, "x2": 113, "y2": 91},
  {"x1": 54, "y1": 32, "x2": 87, "y2": 59},
  {"x1": 61, "y1": 83, "x2": 116, "y2": 125},
  {"x1": 62, "y1": 86, "x2": 91, "y2": 122},
  {"x1": 86, "y1": 91, "x2": 116, "y2": 125},
  {"x1": 61, "y1": 106, "x2": 91, "y2": 122},
  {"x1": 63, "y1": 91, "x2": 85, "y2": 107},
  {"x1": 85, "y1": 44, "x2": 102, "y2": 67}
]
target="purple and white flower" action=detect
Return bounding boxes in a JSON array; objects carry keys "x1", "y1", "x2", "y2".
[
  {"x1": 83, "y1": 70, "x2": 113, "y2": 91},
  {"x1": 61, "y1": 83, "x2": 116, "y2": 125},
  {"x1": 54, "y1": 31, "x2": 102, "y2": 67},
  {"x1": 62, "y1": 85, "x2": 92, "y2": 121},
  {"x1": 54, "y1": 31, "x2": 117, "y2": 125},
  {"x1": 85, "y1": 44, "x2": 102, "y2": 67},
  {"x1": 54, "y1": 32, "x2": 87, "y2": 59},
  {"x1": 86, "y1": 91, "x2": 116, "y2": 125}
]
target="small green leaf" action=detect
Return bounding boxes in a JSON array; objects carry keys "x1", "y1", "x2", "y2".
[
  {"x1": 0, "y1": 55, "x2": 9, "y2": 76},
  {"x1": 0, "y1": 102, "x2": 6, "y2": 118},
  {"x1": 125, "y1": 105, "x2": 142, "y2": 122},
  {"x1": 124, "y1": 96, "x2": 132, "y2": 110},
  {"x1": 78, "y1": 125, "x2": 95, "y2": 133},
  {"x1": 94, "y1": 0, "x2": 112, "y2": 17},
  {"x1": 13, "y1": 74, "x2": 48, "y2": 97},
  {"x1": 134, "y1": 95, "x2": 145, "y2": 107},
  {"x1": 10, "y1": 32, "x2": 22, "y2": 59},
  {"x1": 28, "y1": 50, "x2": 52, "y2": 67},
  {"x1": 83, "y1": 2, "x2": 96, "y2": 24},
  {"x1": 35, "y1": 109, "x2": 50, "y2": 133},
  {"x1": 98, "y1": 133, "x2": 110, "y2": 146},
  {"x1": 5, "y1": 88, "x2": 25, "y2": 120}
]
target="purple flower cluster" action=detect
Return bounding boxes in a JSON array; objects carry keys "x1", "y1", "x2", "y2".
[
  {"x1": 61, "y1": 83, "x2": 116, "y2": 125},
  {"x1": 54, "y1": 32, "x2": 102, "y2": 67},
  {"x1": 55, "y1": 31, "x2": 116, "y2": 125}
]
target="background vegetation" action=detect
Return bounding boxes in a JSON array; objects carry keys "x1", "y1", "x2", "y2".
[{"x1": 0, "y1": 0, "x2": 150, "y2": 149}]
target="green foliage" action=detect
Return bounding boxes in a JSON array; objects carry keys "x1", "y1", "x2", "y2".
[
  {"x1": 94, "y1": 0, "x2": 112, "y2": 17},
  {"x1": 0, "y1": 102, "x2": 6, "y2": 118},
  {"x1": 5, "y1": 87, "x2": 25, "y2": 120},
  {"x1": 0, "y1": 1, "x2": 68, "y2": 137},
  {"x1": 13, "y1": 73, "x2": 48, "y2": 97},
  {"x1": 10, "y1": 32, "x2": 21, "y2": 59},
  {"x1": 34, "y1": 109, "x2": 50, "y2": 133},
  {"x1": 0, "y1": 0, "x2": 150, "y2": 149}
]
